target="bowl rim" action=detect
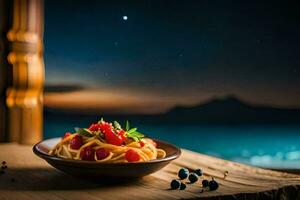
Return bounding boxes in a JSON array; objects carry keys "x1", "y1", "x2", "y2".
[{"x1": 33, "y1": 137, "x2": 181, "y2": 165}]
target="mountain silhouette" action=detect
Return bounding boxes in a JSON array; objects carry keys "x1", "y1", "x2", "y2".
[
  {"x1": 44, "y1": 95, "x2": 300, "y2": 124},
  {"x1": 161, "y1": 96, "x2": 300, "y2": 123}
]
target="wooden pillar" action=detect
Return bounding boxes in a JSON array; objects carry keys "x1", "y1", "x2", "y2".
[{"x1": 5, "y1": 0, "x2": 44, "y2": 144}]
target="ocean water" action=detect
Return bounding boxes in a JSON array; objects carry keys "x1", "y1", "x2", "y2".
[{"x1": 44, "y1": 116, "x2": 300, "y2": 169}]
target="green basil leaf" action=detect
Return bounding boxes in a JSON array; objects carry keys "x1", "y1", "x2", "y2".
[
  {"x1": 127, "y1": 128, "x2": 137, "y2": 134},
  {"x1": 126, "y1": 120, "x2": 130, "y2": 131},
  {"x1": 126, "y1": 128, "x2": 144, "y2": 141},
  {"x1": 132, "y1": 131, "x2": 144, "y2": 138},
  {"x1": 75, "y1": 127, "x2": 93, "y2": 137},
  {"x1": 113, "y1": 121, "x2": 122, "y2": 130}
]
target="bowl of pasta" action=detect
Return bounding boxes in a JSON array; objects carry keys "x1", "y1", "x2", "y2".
[{"x1": 33, "y1": 118, "x2": 181, "y2": 179}]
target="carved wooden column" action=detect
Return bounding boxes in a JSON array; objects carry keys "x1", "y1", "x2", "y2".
[{"x1": 6, "y1": 0, "x2": 44, "y2": 144}]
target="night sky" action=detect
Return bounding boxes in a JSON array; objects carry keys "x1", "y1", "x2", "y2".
[{"x1": 44, "y1": 0, "x2": 300, "y2": 113}]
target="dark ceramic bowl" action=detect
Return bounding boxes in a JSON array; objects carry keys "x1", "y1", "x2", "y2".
[{"x1": 33, "y1": 137, "x2": 181, "y2": 179}]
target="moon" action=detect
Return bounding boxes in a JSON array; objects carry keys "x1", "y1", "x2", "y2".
[{"x1": 122, "y1": 16, "x2": 128, "y2": 21}]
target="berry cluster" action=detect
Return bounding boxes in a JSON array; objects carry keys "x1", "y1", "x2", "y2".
[
  {"x1": 0, "y1": 161, "x2": 7, "y2": 175},
  {"x1": 170, "y1": 168, "x2": 219, "y2": 191},
  {"x1": 0, "y1": 161, "x2": 16, "y2": 183}
]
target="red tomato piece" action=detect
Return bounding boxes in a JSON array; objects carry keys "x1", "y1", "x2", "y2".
[
  {"x1": 80, "y1": 146, "x2": 95, "y2": 161},
  {"x1": 99, "y1": 123, "x2": 112, "y2": 132},
  {"x1": 96, "y1": 148, "x2": 110, "y2": 160},
  {"x1": 70, "y1": 135, "x2": 83, "y2": 149},
  {"x1": 125, "y1": 149, "x2": 140, "y2": 162},
  {"x1": 88, "y1": 123, "x2": 101, "y2": 131},
  {"x1": 117, "y1": 129, "x2": 127, "y2": 141},
  {"x1": 103, "y1": 129, "x2": 124, "y2": 146},
  {"x1": 63, "y1": 132, "x2": 72, "y2": 139},
  {"x1": 139, "y1": 141, "x2": 145, "y2": 147}
]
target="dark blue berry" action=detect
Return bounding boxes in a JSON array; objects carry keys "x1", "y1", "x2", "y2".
[
  {"x1": 209, "y1": 179, "x2": 219, "y2": 191},
  {"x1": 170, "y1": 179, "x2": 181, "y2": 190},
  {"x1": 188, "y1": 173, "x2": 198, "y2": 183},
  {"x1": 194, "y1": 169, "x2": 203, "y2": 176},
  {"x1": 202, "y1": 179, "x2": 209, "y2": 187},
  {"x1": 179, "y1": 182, "x2": 186, "y2": 190},
  {"x1": 178, "y1": 168, "x2": 189, "y2": 179}
]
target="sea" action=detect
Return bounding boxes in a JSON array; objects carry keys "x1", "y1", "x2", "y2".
[{"x1": 44, "y1": 114, "x2": 300, "y2": 170}]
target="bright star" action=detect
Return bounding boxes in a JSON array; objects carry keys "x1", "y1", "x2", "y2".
[{"x1": 122, "y1": 16, "x2": 128, "y2": 21}]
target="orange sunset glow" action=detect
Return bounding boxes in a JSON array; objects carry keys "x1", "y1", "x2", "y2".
[{"x1": 44, "y1": 89, "x2": 211, "y2": 114}]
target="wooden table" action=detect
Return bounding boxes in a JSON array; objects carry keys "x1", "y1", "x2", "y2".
[{"x1": 0, "y1": 143, "x2": 300, "y2": 200}]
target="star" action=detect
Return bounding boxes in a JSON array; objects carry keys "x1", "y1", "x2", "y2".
[{"x1": 122, "y1": 16, "x2": 128, "y2": 21}]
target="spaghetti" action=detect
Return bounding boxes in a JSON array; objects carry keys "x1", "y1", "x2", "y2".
[{"x1": 49, "y1": 119, "x2": 166, "y2": 163}]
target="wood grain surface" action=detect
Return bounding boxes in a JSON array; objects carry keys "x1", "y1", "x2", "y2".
[{"x1": 0, "y1": 143, "x2": 300, "y2": 200}]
